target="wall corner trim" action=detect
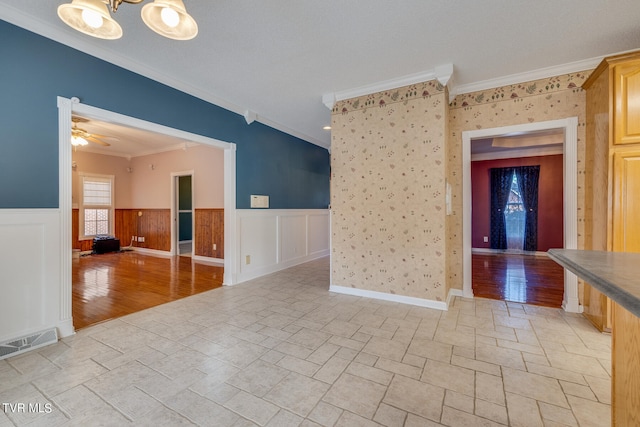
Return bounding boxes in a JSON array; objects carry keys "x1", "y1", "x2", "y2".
[
  {"x1": 322, "y1": 93, "x2": 336, "y2": 110},
  {"x1": 323, "y1": 64, "x2": 454, "y2": 106},
  {"x1": 329, "y1": 285, "x2": 450, "y2": 311},
  {"x1": 244, "y1": 110, "x2": 256, "y2": 125},
  {"x1": 446, "y1": 288, "x2": 464, "y2": 308},
  {"x1": 434, "y1": 63, "x2": 454, "y2": 87},
  {"x1": 57, "y1": 319, "x2": 75, "y2": 339}
]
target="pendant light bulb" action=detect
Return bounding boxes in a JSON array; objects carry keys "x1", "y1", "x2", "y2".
[
  {"x1": 81, "y1": 8, "x2": 104, "y2": 28},
  {"x1": 160, "y1": 7, "x2": 180, "y2": 28}
]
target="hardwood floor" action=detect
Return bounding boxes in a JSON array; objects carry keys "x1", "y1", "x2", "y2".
[
  {"x1": 472, "y1": 253, "x2": 565, "y2": 308},
  {"x1": 72, "y1": 251, "x2": 223, "y2": 330}
]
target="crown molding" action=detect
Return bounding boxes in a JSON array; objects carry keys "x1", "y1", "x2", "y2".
[
  {"x1": 0, "y1": 5, "x2": 329, "y2": 150},
  {"x1": 454, "y1": 56, "x2": 605, "y2": 96},
  {"x1": 322, "y1": 64, "x2": 454, "y2": 109},
  {"x1": 256, "y1": 116, "x2": 328, "y2": 149},
  {"x1": 78, "y1": 141, "x2": 201, "y2": 159}
]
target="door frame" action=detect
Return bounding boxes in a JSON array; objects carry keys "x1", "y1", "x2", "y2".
[
  {"x1": 58, "y1": 97, "x2": 238, "y2": 331},
  {"x1": 462, "y1": 117, "x2": 581, "y2": 312},
  {"x1": 171, "y1": 171, "x2": 195, "y2": 256}
]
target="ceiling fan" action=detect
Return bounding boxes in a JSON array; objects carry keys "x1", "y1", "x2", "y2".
[{"x1": 71, "y1": 117, "x2": 112, "y2": 147}]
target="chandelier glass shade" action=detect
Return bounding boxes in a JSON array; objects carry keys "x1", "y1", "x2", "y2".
[
  {"x1": 142, "y1": 0, "x2": 198, "y2": 40},
  {"x1": 57, "y1": 0, "x2": 197, "y2": 40},
  {"x1": 57, "y1": 0, "x2": 122, "y2": 40}
]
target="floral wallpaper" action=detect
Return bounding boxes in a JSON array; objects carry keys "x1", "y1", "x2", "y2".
[
  {"x1": 447, "y1": 71, "x2": 591, "y2": 291},
  {"x1": 331, "y1": 81, "x2": 449, "y2": 302},
  {"x1": 330, "y1": 70, "x2": 592, "y2": 305}
]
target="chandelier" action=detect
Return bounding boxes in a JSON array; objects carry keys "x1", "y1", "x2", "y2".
[{"x1": 57, "y1": 0, "x2": 198, "y2": 40}]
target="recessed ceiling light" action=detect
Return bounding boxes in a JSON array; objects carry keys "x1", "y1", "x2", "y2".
[{"x1": 323, "y1": 126, "x2": 331, "y2": 130}]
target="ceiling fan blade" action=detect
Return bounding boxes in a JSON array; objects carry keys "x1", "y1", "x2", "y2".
[
  {"x1": 86, "y1": 136, "x2": 110, "y2": 147},
  {"x1": 91, "y1": 133, "x2": 120, "y2": 141}
]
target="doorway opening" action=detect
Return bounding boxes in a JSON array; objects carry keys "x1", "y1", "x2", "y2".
[
  {"x1": 174, "y1": 173, "x2": 194, "y2": 257},
  {"x1": 462, "y1": 117, "x2": 581, "y2": 313},
  {"x1": 59, "y1": 97, "x2": 238, "y2": 333}
]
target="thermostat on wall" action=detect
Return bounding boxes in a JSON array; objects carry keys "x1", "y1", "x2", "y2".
[{"x1": 250, "y1": 195, "x2": 269, "y2": 208}]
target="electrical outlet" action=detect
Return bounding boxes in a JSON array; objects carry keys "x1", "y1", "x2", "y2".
[
  {"x1": 213, "y1": 243, "x2": 217, "y2": 251},
  {"x1": 246, "y1": 255, "x2": 251, "y2": 264},
  {"x1": 139, "y1": 236, "x2": 145, "y2": 243},
  {"x1": 132, "y1": 236, "x2": 137, "y2": 242},
  {"x1": 483, "y1": 236, "x2": 488, "y2": 243}
]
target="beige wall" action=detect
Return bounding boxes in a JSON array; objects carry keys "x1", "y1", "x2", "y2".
[
  {"x1": 71, "y1": 150, "x2": 132, "y2": 208},
  {"x1": 129, "y1": 144, "x2": 224, "y2": 209},
  {"x1": 331, "y1": 70, "x2": 592, "y2": 305},
  {"x1": 331, "y1": 80, "x2": 449, "y2": 302},
  {"x1": 72, "y1": 144, "x2": 224, "y2": 209},
  {"x1": 446, "y1": 71, "x2": 591, "y2": 291}
]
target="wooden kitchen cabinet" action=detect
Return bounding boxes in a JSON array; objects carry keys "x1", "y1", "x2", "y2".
[
  {"x1": 613, "y1": 61, "x2": 640, "y2": 146},
  {"x1": 583, "y1": 51, "x2": 640, "y2": 332},
  {"x1": 612, "y1": 301, "x2": 640, "y2": 426},
  {"x1": 582, "y1": 51, "x2": 640, "y2": 425},
  {"x1": 612, "y1": 150, "x2": 640, "y2": 253}
]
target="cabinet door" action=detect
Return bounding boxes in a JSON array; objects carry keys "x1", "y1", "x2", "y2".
[
  {"x1": 583, "y1": 284, "x2": 612, "y2": 332},
  {"x1": 612, "y1": 301, "x2": 640, "y2": 426},
  {"x1": 614, "y1": 61, "x2": 640, "y2": 145},
  {"x1": 612, "y1": 151, "x2": 640, "y2": 252}
]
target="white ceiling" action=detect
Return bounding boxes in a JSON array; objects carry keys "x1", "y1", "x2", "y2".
[
  {"x1": 71, "y1": 115, "x2": 199, "y2": 158},
  {"x1": 471, "y1": 129, "x2": 564, "y2": 160},
  {"x1": 2, "y1": 1, "x2": 640, "y2": 150}
]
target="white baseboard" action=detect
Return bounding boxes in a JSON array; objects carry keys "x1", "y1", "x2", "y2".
[
  {"x1": 329, "y1": 285, "x2": 450, "y2": 311},
  {"x1": 131, "y1": 247, "x2": 173, "y2": 258},
  {"x1": 192, "y1": 255, "x2": 224, "y2": 265},
  {"x1": 57, "y1": 318, "x2": 75, "y2": 338},
  {"x1": 447, "y1": 288, "x2": 464, "y2": 307}
]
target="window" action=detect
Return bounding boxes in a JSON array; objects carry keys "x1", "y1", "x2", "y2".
[
  {"x1": 80, "y1": 173, "x2": 114, "y2": 239},
  {"x1": 504, "y1": 171, "x2": 525, "y2": 250}
]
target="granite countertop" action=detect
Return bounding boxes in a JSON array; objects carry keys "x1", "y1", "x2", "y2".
[{"x1": 548, "y1": 249, "x2": 640, "y2": 318}]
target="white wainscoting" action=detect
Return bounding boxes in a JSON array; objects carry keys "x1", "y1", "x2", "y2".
[
  {"x1": 235, "y1": 209, "x2": 330, "y2": 283},
  {"x1": 0, "y1": 209, "x2": 72, "y2": 343},
  {"x1": 328, "y1": 286, "x2": 463, "y2": 311}
]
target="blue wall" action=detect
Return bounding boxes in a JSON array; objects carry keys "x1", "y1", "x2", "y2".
[{"x1": 0, "y1": 20, "x2": 330, "y2": 209}]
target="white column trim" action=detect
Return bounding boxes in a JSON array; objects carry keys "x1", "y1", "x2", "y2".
[
  {"x1": 562, "y1": 117, "x2": 581, "y2": 312},
  {"x1": 57, "y1": 97, "x2": 74, "y2": 337},
  {"x1": 223, "y1": 145, "x2": 237, "y2": 285}
]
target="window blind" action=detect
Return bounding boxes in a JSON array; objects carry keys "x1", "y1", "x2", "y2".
[{"x1": 83, "y1": 177, "x2": 112, "y2": 206}]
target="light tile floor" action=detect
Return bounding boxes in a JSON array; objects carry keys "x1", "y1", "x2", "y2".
[{"x1": 0, "y1": 257, "x2": 612, "y2": 426}]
